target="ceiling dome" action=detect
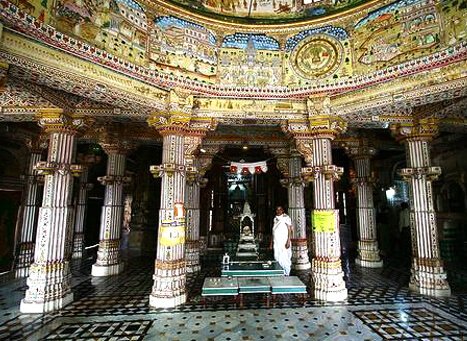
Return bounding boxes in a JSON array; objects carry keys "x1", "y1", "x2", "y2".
[{"x1": 162, "y1": 0, "x2": 373, "y2": 24}]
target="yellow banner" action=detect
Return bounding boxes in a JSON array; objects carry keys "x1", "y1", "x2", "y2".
[
  {"x1": 312, "y1": 210, "x2": 336, "y2": 233},
  {"x1": 160, "y1": 224, "x2": 185, "y2": 246}
]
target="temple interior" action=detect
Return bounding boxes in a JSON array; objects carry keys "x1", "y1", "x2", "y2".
[{"x1": 0, "y1": 0, "x2": 466, "y2": 339}]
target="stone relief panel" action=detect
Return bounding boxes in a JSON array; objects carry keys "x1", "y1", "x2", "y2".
[
  {"x1": 283, "y1": 26, "x2": 352, "y2": 86},
  {"x1": 218, "y1": 33, "x2": 281, "y2": 87},
  {"x1": 150, "y1": 16, "x2": 217, "y2": 80},
  {"x1": 51, "y1": 0, "x2": 148, "y2": 64}
]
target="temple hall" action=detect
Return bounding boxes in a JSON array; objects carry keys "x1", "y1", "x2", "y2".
[{"x1": 0, "y1": 0, "x2": 466, "y2": 339}]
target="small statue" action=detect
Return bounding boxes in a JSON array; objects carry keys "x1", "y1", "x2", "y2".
[
  {"x1": 242, "y1": 225, "x2": 251, "y2": 236},
  {"x1": 222, "y1": 253, "x2": 230, "y2": 265},
  {"x1": 243, "y1": 201, "x2": 252, "y2": 214}
]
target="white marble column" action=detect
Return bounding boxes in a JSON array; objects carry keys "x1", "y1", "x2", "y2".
[
  {"x1": 392, "y1": 120, "x2": 451, "y2": 297},
  {"x1": 149, "y1": 132, "x2": 188, "y2": 308},
  {"x1": 185, "y1": 172, "x2": 203, "y2": 273},
  {"x1": 72, "y1": 167, "x2": 92, "y2": 259},
  {"x1": 184, "y1": 135, "x2": 212, "y2": 273},
  {"x1": 347, "y1": 143, "x2": 383, "y2": 268},
  {"x1": 20, "y1": 112, "x2": 83, "y2": 313},
  {"x1": 294, "y1": 105, "x2": 348, "y2": 302},
  {"x1": 282, "y1": 154, "x2": 311, "y2": 270},
  {"x1": 92, "y1": 144, "x2": 130, "y2": 277},
  {"x1": 14, "y1": 140, "x2": 46, "y2": 278}
]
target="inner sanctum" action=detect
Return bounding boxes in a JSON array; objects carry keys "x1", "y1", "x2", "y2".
[{"x1": 0, "y1": 0, "x2": 466, "y2": 339}]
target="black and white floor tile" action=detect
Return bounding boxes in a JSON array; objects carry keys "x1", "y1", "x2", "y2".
[{"x1": 0, "y1": 252, "x2": 466, "y2": 340}]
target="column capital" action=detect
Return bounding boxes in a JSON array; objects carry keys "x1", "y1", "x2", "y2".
[
  {"x1": 25, "y1": 133, "x2": 48, "y2": 153},
  {"x1": 36, "y1": 110, "x2": 85, "y2": 134},
  {"x1": 147, "y1": 89, "x2": 198, "y2": 136},
  {"x1": 100, "y1": 141, "x2": 135, "y2": 155},
  {"x1": 391, "y1": 119, "x2": 439, "y2": 142},
  {"x1": 198, "y1": 144, "x2": 222, "y2": 176},
  {"x1": 96, "y1": 123, "x2": 136, "y2": 155},
  {"x1": 307, "y1": 116, "x2": 347, "y2": 139},
  {"x1": 342, "y1": 139, "x2": 377, "y2": 159}
]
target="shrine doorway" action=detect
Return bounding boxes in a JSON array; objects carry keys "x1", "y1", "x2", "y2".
[{"x1": 200, "y1": 146, "x2": 286, "y2": 248}]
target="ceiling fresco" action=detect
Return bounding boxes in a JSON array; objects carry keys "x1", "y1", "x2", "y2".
[{"x1": 163, "y1": 0, "x2": 371, "y2": 23}]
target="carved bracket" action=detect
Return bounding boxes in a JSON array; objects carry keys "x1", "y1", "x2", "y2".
[
  {"x1": 150, "y1": 163, "x2": 185, "y2": 178},
  {"x1": 97, "y1": 175, "x2": 131, "y2": 185},
  {"x1": 34, "y1": 161, "x2": 83, "y2": 177},
  {"x1": 301, "y1": 165, "x2": 344, "y2": 183},
  {"x1": 398, "y1": 166, "x2": 442, "y2": 182}
]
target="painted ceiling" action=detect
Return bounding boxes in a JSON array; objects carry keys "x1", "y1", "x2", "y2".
[{"x1": 163, "y1": 0, "x2": 371, "y2": 23}]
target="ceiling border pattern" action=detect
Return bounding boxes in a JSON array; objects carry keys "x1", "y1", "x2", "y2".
[{"x1": 0, "y1": 1, "x2": 466, "y2": 100}]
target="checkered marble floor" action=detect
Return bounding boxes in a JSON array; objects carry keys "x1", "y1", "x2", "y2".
[{"x1": 0, "y1": 253, "x2": 466, "y2": 340}]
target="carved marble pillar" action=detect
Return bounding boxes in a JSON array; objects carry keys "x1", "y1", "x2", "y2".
[
  {"x1": 280, "y1": 153, "x2": 311, "y2": 270},
  {"x1": 391, "y1": 119, "x2": 451, "y2": 297},
  {"x1": 346, "y1": 142, "x2": 383, "y2": 268},
  {"x1": 185, "y1": 170, "x2": 207, "y2": 273},
  {"x1": 20, "y1": 111, "x2": 83, "y2": 313},
  {"x1": 148, "y1": 91, "x2": 214, "y2": 307},
  {"x1": 14, "y1": 137, "x2": 47, "y2": 278},
  {"x1": 184, "y1": 135, "x2": 204, "y2": 273},
  {"x1": 149, "y1": 130, "x2": 187, "y2": 307},
  {"x1": 92, "y1": 142, "x2": 131, "y2": 277},
  {"x1": 294, "y1": 101, "x2": 348, "y2": 301},
  {"x1": 72, "y1": 165, "x2": 93, "y2": 259}
]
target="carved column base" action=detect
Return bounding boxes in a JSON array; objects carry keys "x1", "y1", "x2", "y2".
[
  {"x1": 409, "y1": 258, "x2": 451, "y2": 297},
  {"x1": 92, "y1": 262, "x2": 124, "y2": 277},
  {"x1": 21, "y1": 292, "x2": 73, "y2": 314},
  {"x1": 185, "y1": 240, "x2": 201, "y2": 273},
  {"x1": 311, "y1": 258, "x2": 347, "y2": 302},
  {"x1": 92, "y1": 239, "x2": 123, "y2": 276},
  {"x1": 356, "y1": 240, "x2": 383, "y2": 268},
  {"x1": 149, "y1": 260, "x2": 187, "y2": 308},
  {"x1": 72, "y1": 233, "x2": 84, "y2": 259},
  {"x1": 15, "y1": 242, "x2": 35, "y2": 278},
  {"x1": 292, "y1": 239, "x2": 311, "y2": 270},
  {"x1": 20, "y1": 262, "x2": 73, "y2": 313},
  {"x1": 149, "y1": 293, "x2": 187, "y2": 308}
]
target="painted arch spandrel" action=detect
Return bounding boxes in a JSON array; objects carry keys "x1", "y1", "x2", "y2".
[
  {"x1": 218, "y1": 33, "x2": 282, "y2": 87},
  {"x1": 352, "y1": 0, "x2": 467, "y2": 72},
  {"x1": 149, "y1": 15, "x2": 218, "y2": 82},
  {"x1": 50, "y1": 0, "x2": 149, "y2": 65}
]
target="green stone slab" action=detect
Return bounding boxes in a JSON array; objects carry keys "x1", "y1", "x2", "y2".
[
  {"x1": 238, "y1": 277, "x2": 271, "y2": 293},
  {"x1": 202, "y1": 277, "x2": 238, "y2": 296},
  {"x1": 221, "y1": 262, "x2": 284, "y2": 277},
  {"x1": 268, "y1": 276, "x2": 307, "y2": 294}
]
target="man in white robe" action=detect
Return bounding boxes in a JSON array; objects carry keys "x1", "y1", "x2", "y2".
[{"x1": 272, "y1": 206, "x2": 293, "y2": 276}]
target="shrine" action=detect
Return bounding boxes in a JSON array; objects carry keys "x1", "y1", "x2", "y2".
[{"x1": 0, "y1": 0, "x2": 466, "y2": 338}]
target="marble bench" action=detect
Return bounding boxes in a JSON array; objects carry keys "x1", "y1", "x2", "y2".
[
  {"x1": 268, "y1": 276, "x2": 308, "y2": 306},
  {"x1": 201, "y1": 276, "x2": 307, "y2": 308},
  {"x1": 201, "y1": 277, "x2": 239, "y2": 307}
]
